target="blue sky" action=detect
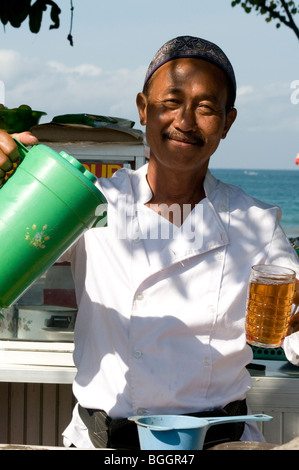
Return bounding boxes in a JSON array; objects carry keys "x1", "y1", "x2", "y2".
[{"x1": 0, "y1": 0, "x2": 298, "y2": 169}]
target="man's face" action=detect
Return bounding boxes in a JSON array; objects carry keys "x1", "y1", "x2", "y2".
[{"x1": 137, "y1": 58, "x2": 237, "y2": 173}]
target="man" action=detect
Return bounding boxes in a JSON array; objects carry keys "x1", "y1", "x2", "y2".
[{"x1": 1, "y1": 36, "x2": 299, "y2": 449}]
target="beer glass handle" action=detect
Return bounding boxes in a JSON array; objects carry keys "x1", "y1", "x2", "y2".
[{"x1": 288, "y1": 303, "x2": 299, "y2": 336}]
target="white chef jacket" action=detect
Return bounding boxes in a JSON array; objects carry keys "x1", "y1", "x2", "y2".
[{"x1": 62, "y1": 164, "x2": 299, "y2": 447}]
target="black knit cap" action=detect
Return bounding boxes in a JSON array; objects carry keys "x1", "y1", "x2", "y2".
[{"x1": 144, "y1": 36, "x2": 236, "y2": 104}]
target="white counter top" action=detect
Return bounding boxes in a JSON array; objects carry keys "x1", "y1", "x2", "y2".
[
  {"x1": 0, "y1": 357, "x2": 297, "y2": 447},
  {"x1": 0, "y1": 336, "x2": 298, "y2": 387},
  {"x1": 0, "y1": 363, "x2": 76, "y2": 384},
  {"x1": 0, "y1": 340, "x2": 76, "y2": 383}
]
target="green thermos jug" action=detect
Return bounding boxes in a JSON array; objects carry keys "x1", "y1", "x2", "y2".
[{"x1": 0, "y1": 140, "x2": 107, "y2": 308}]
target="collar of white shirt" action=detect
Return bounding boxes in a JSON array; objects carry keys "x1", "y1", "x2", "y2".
[{"x1": 126, "y1": 165, "x2": 230, "y2": 269}]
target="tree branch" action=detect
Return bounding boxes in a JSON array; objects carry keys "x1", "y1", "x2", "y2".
[
  {"x1": 233, "y1": 0, "x2": 299, "y2": 42},
  {"x1": 254, "y1": 1, "x2": 291, "y2": 27},
  {"x1": 280, "y1": 0, "x2": 299, "y2": 39}
]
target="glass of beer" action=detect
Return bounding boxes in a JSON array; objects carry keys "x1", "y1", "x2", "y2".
[{"x1": 246, "y1": 264, "x2": 296, "y2": 348}]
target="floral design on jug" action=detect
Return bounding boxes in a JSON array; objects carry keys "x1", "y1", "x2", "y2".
[
  {"x1": 0, "y1": 311, "x2": 10, "y2": 333},
  {"x1": 25, "y1": 224, "x2": 50, "y2": 249},
  {"x1": 18, "y1": 316, "x2": 33, "y2": 332}
]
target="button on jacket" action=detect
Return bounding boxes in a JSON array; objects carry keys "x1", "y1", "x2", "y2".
[{"x1": 62, "y1": 164, "x2": 299, "y2": 444}]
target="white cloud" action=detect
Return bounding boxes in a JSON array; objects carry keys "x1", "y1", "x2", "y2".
[
  {"x1": 1, "y1": 48, "x2": 297, "y2": 145},
  {"x1": 235, "y1": 81, "x2": 298, "y2": 132},
  {"x1": 0, "y1": 49, "x2": 146, "y2": 125},
  {"x1": 237, "y1": 85, "x2": 254, "y2": 97},
  {"x1": 48, "y1": 61, "x2": 103, "y2": 77},
  {"x1": 0, "y1": 49, "x2": 23, "y2": 81},
  {"x1": 0, "y1": 49, "x2": 40, "y2": 84}
]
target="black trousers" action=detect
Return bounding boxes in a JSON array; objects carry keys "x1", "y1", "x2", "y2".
[{"x1": 78, "y1": 399, "x2": 247, "y2": 450}]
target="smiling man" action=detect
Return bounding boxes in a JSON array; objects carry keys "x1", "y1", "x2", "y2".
[
  {"x1": 0, "y1": 36, "x2": 299, "y2": 450},
  {"x1": 61, "y1": 36, "x2": 299, "y2": 449},
  {"x1": 137, "y1": 38, "x2": 237, "y2": 224}
]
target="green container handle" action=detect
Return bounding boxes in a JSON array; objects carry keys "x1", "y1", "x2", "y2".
[
  {"x1": 0, "y1": 138, "x2": 28, "y2": 187},
  {"x1": 0, "y1": 138, "x2": 29, "y2": 188},
  {"x1": 7, "y1": 138, "x2": 98, "y2": 187},
  {"x1": 13, "y1": 137, "x2": 29, "y2": 160}
]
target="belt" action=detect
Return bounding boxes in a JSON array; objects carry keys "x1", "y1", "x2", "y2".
[{"x1": 78, "y1": 399, "x2": 247, "y2": 450}]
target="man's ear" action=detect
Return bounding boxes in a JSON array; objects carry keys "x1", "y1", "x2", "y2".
[
  {"x1": 136, "y1": 92, "x2": 147, "y2": 126},
  {"x1": 222, "y1": 107, "x2": 237, "y2": 139}
]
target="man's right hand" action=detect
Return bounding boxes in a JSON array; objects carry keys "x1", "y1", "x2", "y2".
[{"x1": 0, "y1": 129, "x2": 38, "y2": 185}]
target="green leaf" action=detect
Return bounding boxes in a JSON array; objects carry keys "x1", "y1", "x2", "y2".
[
  {"x1": 29, "y1": 0, "x2": 61, "y2": 33},
  {"x1": 0, "y1": 0, "x2": 9, "y2": 25},
  {"x1": 48, "y1": 1, "x2": 61, "y2": 30},
  {"x1": 67, "y1": 33, "x2": 73, "y2": 46},
  {"x1": 14, "y1": 0, "x2": 31, "y2": 26},
  {"x1": 29, "y1": 0, "x2": 45, "y2": 34}
]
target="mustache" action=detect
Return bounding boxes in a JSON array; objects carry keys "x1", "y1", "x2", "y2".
[{"x1": 162, "y1": 130, "x2": 205, "y2": 147}]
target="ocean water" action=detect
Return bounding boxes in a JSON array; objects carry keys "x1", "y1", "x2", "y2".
[{"x1": 210, "y1": 169, "x2": 299, "y2": 238}]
